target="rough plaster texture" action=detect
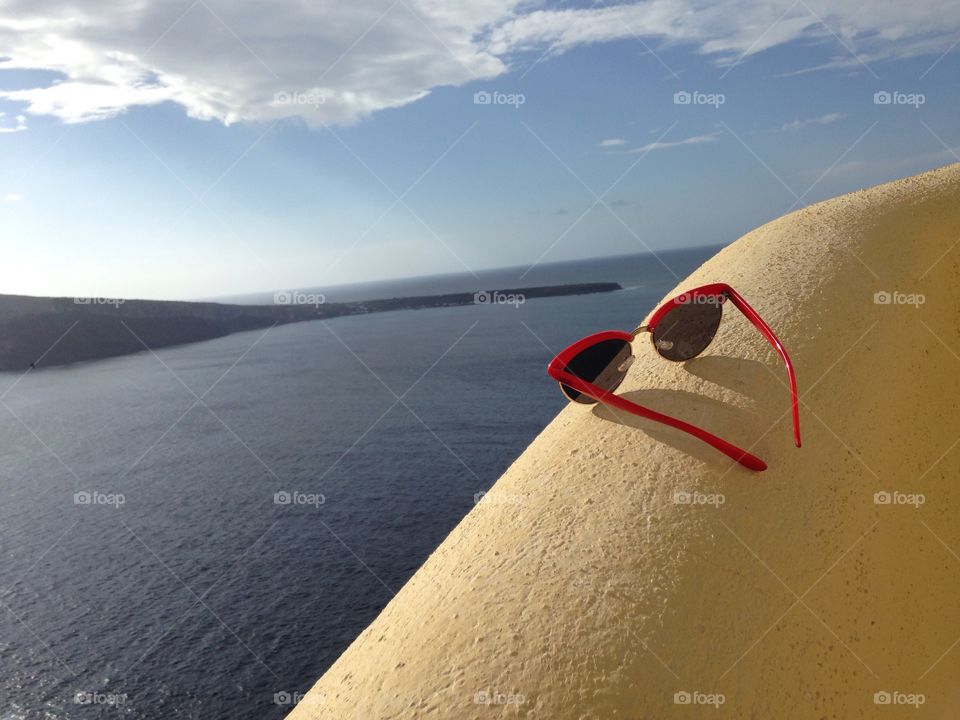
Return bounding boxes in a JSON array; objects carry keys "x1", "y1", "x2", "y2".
[{"x1": 288, "y1": 163, "x2": 960, "y2": 719}]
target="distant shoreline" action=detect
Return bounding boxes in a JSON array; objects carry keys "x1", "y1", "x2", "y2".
[{"x1": 0, "y1": 282, "x2": 621, "y2": 371}]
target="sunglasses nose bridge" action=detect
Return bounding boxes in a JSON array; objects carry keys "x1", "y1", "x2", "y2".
[{"x1": 630, "y1": 324, "x2": 650, "y2": 338}]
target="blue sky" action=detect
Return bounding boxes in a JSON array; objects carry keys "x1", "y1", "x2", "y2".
[{"x1": 1, "y1": 0, "x2": 958, "y2": 300}]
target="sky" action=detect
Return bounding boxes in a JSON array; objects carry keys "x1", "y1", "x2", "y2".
[{"x1": 0, "y1": 0, "x2": 959, "y2": 301}]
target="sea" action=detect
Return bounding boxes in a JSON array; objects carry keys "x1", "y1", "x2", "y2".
[{"x1": 0, "y1": 245, "x2": 722, "y2": 719}]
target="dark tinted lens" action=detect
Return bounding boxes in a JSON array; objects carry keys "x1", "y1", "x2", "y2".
[
  {"x1": 652, "y1": 299, "x2": 722, "y2": 361},
  {"x1": 560, "y1": 338, "x2": 632, "y2": 404}
]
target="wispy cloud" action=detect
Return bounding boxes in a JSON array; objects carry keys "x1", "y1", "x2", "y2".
[
  {"x1": 0, "y1": 1, "x2": 958, "y2": 127},
  {"x1": 630, "y1": 133, "x2": 719, "y2": 154},
  {"x1": 490, "y1": 1, "x2": 960, "y2": 69},
  {"x1": 598, "y1": 138, "x2": 627, "y2": 148},
  {"x1": 0, "y1": 113, "x2": 27, "y2": 133},
  {"x1": 3, "y1": 193, "x2": 24, "y2": 203},
  {"x1": 781, "y1": 112, "x2": 846, "y2": 132}
]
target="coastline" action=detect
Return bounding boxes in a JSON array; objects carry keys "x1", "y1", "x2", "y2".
[{"x1": 0, "y1": 282, "x2": 620, "y2": 371}]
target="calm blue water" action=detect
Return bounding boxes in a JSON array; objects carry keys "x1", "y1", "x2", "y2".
[{"x1": 0, "y1": 246, "x2": 720, "y2": 719}]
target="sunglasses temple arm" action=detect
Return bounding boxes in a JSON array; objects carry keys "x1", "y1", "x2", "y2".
[
  {"x1": 555, "y1": 371, "x2": 767, "y2": 472},
  {"x1": 722, "y1": 286, "x2": 802, "y2": 448}
]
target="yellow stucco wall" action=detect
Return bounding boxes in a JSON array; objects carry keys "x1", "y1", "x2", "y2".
[{"x1": 288, "y1": 163, "x2": 960, "y2": 719}]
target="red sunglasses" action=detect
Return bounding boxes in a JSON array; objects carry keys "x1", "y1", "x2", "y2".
[{"x1": 547, "y1": 283, "x2": 800, "y2": 472}]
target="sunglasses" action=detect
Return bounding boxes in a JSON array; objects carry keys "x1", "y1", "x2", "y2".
[{"x1": 547, "y1": 283, "x2": 800, "y2": 471}]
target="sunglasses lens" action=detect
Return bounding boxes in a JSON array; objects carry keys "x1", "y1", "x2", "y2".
[
  {"x1": 559, "y1": 338, "x2": 632, "y2": 404},
  {"x1": 652, "y1": 298, "x2": 723, "y2": 361}
]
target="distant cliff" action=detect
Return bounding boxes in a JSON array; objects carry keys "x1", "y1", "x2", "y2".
[{"x1": 0, "y1": 283, "x2": 621, "y2": 371}]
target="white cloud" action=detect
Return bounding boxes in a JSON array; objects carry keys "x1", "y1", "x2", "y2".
[
  {"x1": 0, "y1": 112, "x2": 27, "y2": 132},
  {"x1": 0, "y1": 1, "x2": 957, "y2": 127},
  {"x1": 631, "y1": 133, "x2": 718, "y2": 153},
  {"x1": 0, "y1": 0, "x2": 514, "y2": 126},
  {"x1": 781, "y1": 112, "x2": 845, "y2": 131},
  {"x1": 598, "y1": 137, "x2": 627, "y2": 147},
  {"x1": 489, "y1": 0, "x2": 960, "y2": 66},
  {"x1": 4, "y1": 193, "x2": 23, "y2": 202}
]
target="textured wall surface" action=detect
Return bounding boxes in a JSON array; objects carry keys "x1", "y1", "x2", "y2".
[{"x1": 288, "y1": 163, "x2": 960, "y2": 719}]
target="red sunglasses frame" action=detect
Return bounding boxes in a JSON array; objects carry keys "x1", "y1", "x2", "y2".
[{"x1": 547, "y1": 283, "x2": 800, "y2": 472}]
